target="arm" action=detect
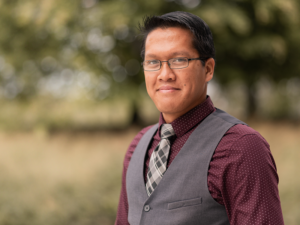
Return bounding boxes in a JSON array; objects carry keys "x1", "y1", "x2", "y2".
[
  {"x1": 115, "y1": 126, "x2": 153, "y2": 225},
  {"x1": 221, "y1": 130, "x2": 284, "y2": 224},
  {"x1": 115, "y1": 162, "x2": 130, "y2": 225}
]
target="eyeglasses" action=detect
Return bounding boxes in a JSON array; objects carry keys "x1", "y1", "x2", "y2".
[{"x1": 141, "y1": 57, "x2": 208, "y2": 71}]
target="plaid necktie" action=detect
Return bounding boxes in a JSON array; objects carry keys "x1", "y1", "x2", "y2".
[{"x1": 146, "y1": 124, "x2": 175, "y2": 196}]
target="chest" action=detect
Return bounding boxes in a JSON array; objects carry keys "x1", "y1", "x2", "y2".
[{"x1": 126, "y1": 111, "x2": 240, "y2": 225}]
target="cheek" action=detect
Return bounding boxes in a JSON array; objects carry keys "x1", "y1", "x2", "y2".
[
  {"x1": 182, "y1": 74, "x2": 196, "y2": 89},
  {"x1": 145, "y1": 82, "x2": 152, "y2": 97},
  {"x1": 144, "y1": 75, "x2": 156, "y2": 96},
  {"x1": 144, "y1": 74, "x2": 152, "y2": 86},
  {"x1": 182, "y1": 73, "x2": 204, "y2": 96}
]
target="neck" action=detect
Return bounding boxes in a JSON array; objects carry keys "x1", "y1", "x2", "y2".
[
  {"x1": 162, "y1": 113, "x2": 179, "y2": 124},
  {"x1": 162, "y1": 97, "x2": 207, "y2": 124}
]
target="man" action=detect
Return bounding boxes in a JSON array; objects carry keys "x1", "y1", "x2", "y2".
[{"x1": 115, "y1": 11, "x2": 284, "y2": 225}]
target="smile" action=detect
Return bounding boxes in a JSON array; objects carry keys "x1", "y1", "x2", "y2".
[{"x1": 157, "y1": 86, "x2": 180, "y2": 93}]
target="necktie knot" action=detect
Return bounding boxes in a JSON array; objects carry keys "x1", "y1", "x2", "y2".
[{"x1": 161, "y1": 124, "x2": 175, "y2": 140}]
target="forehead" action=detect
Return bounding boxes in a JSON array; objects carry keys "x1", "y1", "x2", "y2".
[{"x1": 145, "y1": 27, "x2": 197, "y2": 58}]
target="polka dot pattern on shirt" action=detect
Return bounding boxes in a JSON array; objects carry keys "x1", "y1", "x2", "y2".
[{"x1": 115, "y1": 96, "x2": 284, "y2": 225}]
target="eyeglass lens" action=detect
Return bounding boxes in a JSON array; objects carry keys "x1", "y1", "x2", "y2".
[{"x1": 143, "y1": 57, "x2": 189, "y2": 71}]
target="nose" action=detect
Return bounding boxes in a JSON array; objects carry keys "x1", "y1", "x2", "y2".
[{"x1": 158, "y1": 61, "x2": 176, "y2": 82}]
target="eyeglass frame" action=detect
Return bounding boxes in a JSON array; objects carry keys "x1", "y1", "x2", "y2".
[{"x1": 141, "y1": 57, "x2": 209, "y2": 71}]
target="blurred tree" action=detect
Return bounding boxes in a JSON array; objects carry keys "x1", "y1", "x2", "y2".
[
  {"x1": 193, "y1": 0, "x2": 300, "y2": 118},
  {"x1": 0, "y1": 0, "x2": 299, "y2": 122}
]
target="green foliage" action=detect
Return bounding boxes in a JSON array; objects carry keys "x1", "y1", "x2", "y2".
[
  {"x1": 0, "y1": 0, "x2": 299, "y2": 117},
  {"x1": 0, "y1": 94, "x2": 159, "y2": 131}
]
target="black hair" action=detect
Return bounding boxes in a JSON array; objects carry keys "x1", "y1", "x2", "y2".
[{"x1": 139, "y1": 11, "x2": 215, "y2": 63}]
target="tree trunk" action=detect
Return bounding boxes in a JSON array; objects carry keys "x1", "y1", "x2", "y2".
[
  {"x1": 245, "y1": 83, "x2": 257, "y2": 120},
  {"x1": 130, "y1": 100, "x2": 141, "y2": 126}
]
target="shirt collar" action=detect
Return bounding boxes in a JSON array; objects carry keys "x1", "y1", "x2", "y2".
[{"x1": 158, "y1": 96, "x2": 215, "y2": 138}]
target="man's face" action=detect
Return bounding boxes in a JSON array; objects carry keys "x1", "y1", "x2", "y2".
[{"x1": 144, "y1": 27, "x2": 214, "y2": 123}]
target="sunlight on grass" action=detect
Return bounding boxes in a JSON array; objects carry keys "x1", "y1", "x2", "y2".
[{"x1": 0, "y1": 128, "x2": 139, "y2": 225}]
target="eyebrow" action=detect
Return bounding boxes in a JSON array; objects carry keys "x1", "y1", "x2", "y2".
[
  {"x1": 145, "y1": 51, "x2": 192, "y2": 59},
  {"x1": 145, "y1": 53, "x2": 158, "y2": 59},
  {"x1": 171, "y1": 51, "x2": 191, "y2": 57}
]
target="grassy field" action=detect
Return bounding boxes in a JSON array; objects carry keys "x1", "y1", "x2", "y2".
[
  {"x1": 0, "y1": 122, "x2": 299, "y2": 225},
  {"x1": 252, "y1": 122, "x2": 300, "y2": 224}
]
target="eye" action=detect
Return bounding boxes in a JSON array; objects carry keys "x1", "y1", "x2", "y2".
[
  {"x1": 176, "y1": 58, "x2": 185, "y2": 62},
  {"x1": 147, "y1": 60, "x2": 160, "y2": 65},
  {"x1": 171, "y1": 58, "x2": 187, "y2": 64}
]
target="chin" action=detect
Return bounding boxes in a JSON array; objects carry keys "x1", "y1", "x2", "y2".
[{"x1": 156, "y1": 103, "x2": 181, "y2": 114}]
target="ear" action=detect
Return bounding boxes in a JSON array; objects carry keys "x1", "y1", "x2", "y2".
[{"x1": 205, "y1": 58, "x2": 215, "y2": 82}]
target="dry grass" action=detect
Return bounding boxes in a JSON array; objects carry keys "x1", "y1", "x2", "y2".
[
  {"x1": 250, "y1": 122, "x2": 300, "y2": 225},
  {"x1": 0, "y1": 127, "x2": 139, "y2": 225},
  {"x1": 0, "y1": 123, "x2": 299, "y2": 224}
]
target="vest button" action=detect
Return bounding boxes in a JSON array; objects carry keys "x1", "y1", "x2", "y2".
[{"x1": 144, "y1": 205, "x2": 150, "y2": 212}]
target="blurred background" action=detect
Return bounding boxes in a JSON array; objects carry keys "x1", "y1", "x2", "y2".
[{"x1": 0, "y1": 0, "x2": 299, "y2": 224}]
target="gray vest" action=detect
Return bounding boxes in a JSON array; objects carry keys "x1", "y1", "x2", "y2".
[{"x1": 126, "y1": 109, "x2": 246, "y2": 225}]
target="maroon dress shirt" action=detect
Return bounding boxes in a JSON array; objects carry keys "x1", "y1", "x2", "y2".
[{"x1": 115, "y1": 96, "x2": 284, "y2": 225}]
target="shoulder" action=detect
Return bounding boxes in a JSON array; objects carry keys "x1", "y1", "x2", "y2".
[
  {"x1": 216, "y1": 123, "x2": 274, "y2": 174},
  {"x1": 128, "y1": 125, "x2": 155, "y2": 152},
  {"x1": 123, "y1": 125, "x2": 155, "y2": 168},
  {"x1": 221, "y1": 124, "x2": 276, "y2": 177},
  {"x1": 222, "y1": 124, "x2": 269, "y2": 150}
]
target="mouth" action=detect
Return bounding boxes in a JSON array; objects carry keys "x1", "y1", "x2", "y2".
[{"x1": 157, "y1": 86, "x2": 180, "y2": 93}]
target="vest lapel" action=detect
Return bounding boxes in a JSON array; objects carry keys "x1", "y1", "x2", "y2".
[
  {"x1": 135, "y1": 124, "x2": 159, "y2": 199},
  {"x1": 145, "y1": 111, "x2": 234, "y2": 199}
]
